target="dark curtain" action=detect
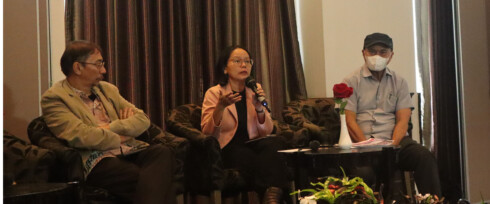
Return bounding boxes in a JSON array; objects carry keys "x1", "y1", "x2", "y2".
[
  {"x1": 65, "y1": 0, "x2": 307, "y2": 128},
  {"x1": 430, "y1": 0, "x2": 464, "y2": 202}
]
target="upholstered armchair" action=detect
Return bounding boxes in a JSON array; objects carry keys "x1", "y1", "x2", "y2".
[
  {"x1": 166, "y1": 103, "x2": 308, "y2": 203},
  {"x1": 283, "y1": 98, "x2": 341, "y2": 146},
  {"x1": 27, "y1": 116, "x2": 189, "y2": 204},
  {"x1": 165, "y1": 104, "x2": 231, "y2": 202},
  {"x1": 4, "y1": 130, "x2": 56, "y2": 185},
  {"x1": 4, "y1": 130, "x2": 79, "y2": 203}
]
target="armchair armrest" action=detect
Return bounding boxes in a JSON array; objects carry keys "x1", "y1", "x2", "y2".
[
  {"x1": 27, "y1": 117, "x2": 84, "y2": 182},
  {"x1": 273, "y1": 119, "x2": 310, "y2": 148},
  {"x1": 165, "y1": 104, "x2": 207, "y2": 143},
  {"x1": 166, "y1": 121, "x2": 207, "y2": 143},
  {"x1": 37, "y1": 136, "x2": 84, "y2": 183},
  {"x1": 185, "y1": 136, "x2": 224, "y2": 192},
  {"x1": 282, "y1": 100, "x2": 321, "y2": 132},
  {"x1": 3, "y1": 130, "x2": 56, "y2": 184},
  {"x1": 282, "y1": 104, "x2": 325, "y2": 140},
  {"x1": 137, "y1": 123, "x2": 189, "y2": 195},
  {"x1": 165, "y1": 104, "x2": 226, "y2": 192},
  {"x1": 138, "y1": 123, "x2": 190, "y2": 151}
]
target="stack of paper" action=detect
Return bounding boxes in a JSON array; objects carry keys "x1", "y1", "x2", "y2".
[{"x1": 352, "y1": 138, "x2": 393, "y2": 147}]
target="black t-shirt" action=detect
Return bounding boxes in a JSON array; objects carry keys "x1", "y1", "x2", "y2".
[{"x1": 229, "y1": 90, "x2": 249, "y2": 145}]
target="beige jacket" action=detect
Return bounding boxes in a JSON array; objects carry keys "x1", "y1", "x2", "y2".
[
  {"x1": 201, "y1": 83, "x2": 274, "y2": 148},
  {"x1": 41, "y1": 80, "x2": 150, "y2": 163}
]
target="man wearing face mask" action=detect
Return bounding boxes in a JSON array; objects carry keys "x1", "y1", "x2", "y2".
[{"x1": 342, "y1": 33, "x2": 442, "y2": 196}]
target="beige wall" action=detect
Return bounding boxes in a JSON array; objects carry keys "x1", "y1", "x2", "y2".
[
  {"x1": 3, "y1": 0, "x2": 65, "y2": 141},
  {"x1": 49, "y1": 0, "x2": 67, "y2": 85},
  {"x1": 4, "y1": 0, "x2": 50, "y2": 141},
  {"x1": 297, "y1": 0, "x2": 421, "y2": 142},
  {"x1": 298, "y1": 0, "x2": 416, "y2": 98},
  {"x1": 458, "y1": 0, "x2": 490, "y2": 202},
  {"x1": 297, "y1": 0, "x2": 327, "y2": 98}
]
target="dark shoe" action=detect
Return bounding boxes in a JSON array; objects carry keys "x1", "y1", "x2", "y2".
[{"x1": 262, "y1": 187, "x2": 283, "y2": 204}]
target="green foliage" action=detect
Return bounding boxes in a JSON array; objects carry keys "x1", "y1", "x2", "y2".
[{"x1": 291, "y1": 167, "x2": 377, "y2": 204}]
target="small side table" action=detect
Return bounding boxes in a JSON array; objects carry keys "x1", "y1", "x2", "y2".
[{"x1": 4, "y1": 183, "x2": 77, "y2": 204}]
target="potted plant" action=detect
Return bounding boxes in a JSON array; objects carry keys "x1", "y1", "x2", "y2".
[{"x1": 292, "y1": 167, "x2": 378, "y2": 204}]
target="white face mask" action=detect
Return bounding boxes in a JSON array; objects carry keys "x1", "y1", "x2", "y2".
[{"x1": 366, "y1": 55, "x2": 389, "y2": 71}]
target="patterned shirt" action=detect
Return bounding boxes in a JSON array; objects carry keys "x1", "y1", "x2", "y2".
[
  {"x1": 70, "y1": 85, "x2": 146, "y2": 176},
  {"x1": 343, "y1": 65, "x2": 413, "y2": 140}
]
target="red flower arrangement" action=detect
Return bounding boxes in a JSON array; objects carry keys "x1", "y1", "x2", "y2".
[{"x1": 333, "y1": 83, "x2": 353, "y2": 114}]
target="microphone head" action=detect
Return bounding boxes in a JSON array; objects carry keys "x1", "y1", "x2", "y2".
[
  {"x1": 245, "y1": 77, "x2": 256, "y2": 89},
  {"x1": 309, "y1": 140, "x2": 321, "y2": 152}
]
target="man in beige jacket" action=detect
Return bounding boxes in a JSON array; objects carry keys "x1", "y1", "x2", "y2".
[{"x1": 41, "y1": 41, "x2": 175, "y2": 204}]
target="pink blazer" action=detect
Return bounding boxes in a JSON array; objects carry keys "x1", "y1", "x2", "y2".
[{"x1": 201, "y1": 83, "x2": 274, "y2": 148}]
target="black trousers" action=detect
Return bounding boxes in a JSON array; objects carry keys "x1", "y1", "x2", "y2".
[
  {"x1": 398, "y1": 137, "x2": 442, "y2": 196},
  {"x1": 85, "y1": 144, "x2": 176, "y2": 204},
  {"x1": 221, "y1": 136, "x2": 289, "y2": 195}
]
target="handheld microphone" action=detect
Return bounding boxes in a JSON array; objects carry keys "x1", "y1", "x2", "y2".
[{"x1": 245, "y1": 77, "x2": 271, "y2": 112}]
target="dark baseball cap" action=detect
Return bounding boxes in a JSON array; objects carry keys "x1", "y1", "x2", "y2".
[{"x1": 363, "y1": 33, "x2": 393, "y2": 50}]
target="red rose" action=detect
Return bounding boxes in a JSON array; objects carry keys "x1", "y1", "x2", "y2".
[{"x1": 333, "y1": 83, "x2": 353, "y2": 99}]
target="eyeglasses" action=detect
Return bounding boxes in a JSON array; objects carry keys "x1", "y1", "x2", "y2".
[
  {"x1": 78, "y1": 61, "x2": 106, "y2": 69},
  {"x1": 230, "y1": 59, "x2": 254, "y2": 66},
  {"x1": 365, "y1": 48, "x2": 392, "y2": 57}
]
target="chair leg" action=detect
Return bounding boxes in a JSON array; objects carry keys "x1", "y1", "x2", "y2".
[
  {"x1": 247, "y1": 191, "x2": 260, "y2": 204},
  {"x1": 210, "y1": 190, "x2": 221, "y2": 204},
  {"x1": 176, "y1": 193, "x2": 184, "y2": 204},
  {"x1": 223, "y1": 196, "x2": 235, "y2": 204},
  {"x1": 290, "y1": 181, "x2": 297, "y2": 204},
  {"x1": 185, "y1": 192, "x2": 192, "y2": 204},
  {"x1": 262, "y1": 187, "x2": 284, "y2": 204},
  {"x1": 404, "y1": 171, "x2": 415, "y2": 201},
  {"x1": 235, "y1": 192, "x2": 242, "y2": 204}
]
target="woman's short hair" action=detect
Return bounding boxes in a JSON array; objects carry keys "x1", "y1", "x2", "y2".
[
  {"x1": 60, "y1": 40, "x2": 102, "y2": 76},
  {"x1": 215, "y1": 45, "x2": 255, "y2": 86}
]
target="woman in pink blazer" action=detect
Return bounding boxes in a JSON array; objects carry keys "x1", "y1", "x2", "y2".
[{"x1": 201, "y1": 46, "x2": 288, "y2": 203}]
